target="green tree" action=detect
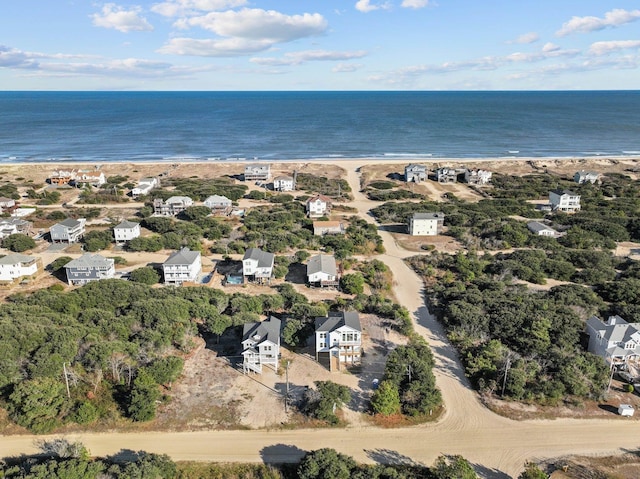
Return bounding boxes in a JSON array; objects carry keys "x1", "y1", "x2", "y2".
[
  {"x1": 2, "y1": 233, "x2": 36, "y2": 252},
  {"x1": 432, "y1": 455, "x2": 478, "y2": 479},
  {"x1": 127, "y1": 369, "x2": 160, "y2": 421},
  {"x1": 303, "y1": 380, "x2": 351, "y2": 424},
  {"x1": 370, "y1": 380, "x2": 401, "y2": 416},
  {"x1": 340, "y1": 272, "x2": 365, "y2": 294},
  {"x1": 49, "y1": 256, "x2": 73, "y2": 273},
  {"x1": 82, "y1": 230, "x2": 112, "y2": 252},
  {"x1": 297, "y1": 448, "x2": 356, "y2": 479},
  {"x1": 8, "y1": 377, "x2": 67, "y2": 433},
  {"x1": 129, "y1": 266, "x2": 160, "y2": 285},
  {"x1": 518, "y1": 462, "x2": 547, "y2": 479},
  {"x1": 145, "y1": 356, "x2": 184, "y2": 385},
  {"x1": 182, "y1": 205, "x2": 211, "y2": 221}
]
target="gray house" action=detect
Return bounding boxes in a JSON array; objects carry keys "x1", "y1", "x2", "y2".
[
  {"x1": 242, "y1": 248, "x2": 275, "y2": 284},
  {"x1": 162, "y1": 247, "x2": 202, "y2": 285},
  {"x1": 64, "y1": 253, "x2": 115, "y2": 286},
  {"x1": 586, "y1": 315, "x2": 640, "y2": 369},
  {"x1": 404, "y1": 164, "x2": 428, "y2": 182},
  {"x1": 244, "y1": 164, "x2": 271, "y2": 181},
  {"x1": 527, "y1": 221, "x2": 559, "y2": 237},
  {"x1": 50, "y1": 218, "x2": 86, "y2": 243},
  {"x1": 315, "y1": 311, "x2": 362, "y2": 370},
  {"x1": 574, "y1": 170, "x2": 600, "y2": 184},
  {"x1": 307, "y1": 254, "x2": 339, "y2": 287},
  {"x1": 241, "y1": 316, "x2": 281, "y2": 374}
]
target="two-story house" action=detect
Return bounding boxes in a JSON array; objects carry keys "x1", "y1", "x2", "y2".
[
  {"x1": 586, "y1": 315, "x2": 640, "y2": 368},
  {"x1": 313, "y1": 221, "x2": 345, "y2": 236},
  {"x1": 113, "y1": 220, "x2": 141, "y2": 243},
  {"x1": 409, "y1": 212, "x2": 445, "y2": 236},
  {"x1": 307, "y1": 254, "x2": 339, "y2": 288},
  {"x1": 306, "y1": 194, "x2": 332, "y2": 218},
  {"x1": 549, "y1": 189, "x2": 581, "y2": 212},
  {"x1": 153, "y1": 196, "x2": 193, "y2": 216},
  {"x1": 464, "y1": 169, "x2": 492, "y2": 185},
  {"x1": 244, "y1": 164, "x2": 271, "y2": 182},
  {"x1": 48, "y1": 169, "x2": 78, "y2": 185},
  {"x1": 0, "y1": 253, "x2": 42, "y2": 283},
  {"x1": 162, "y1": 247, "x2": 202, "y2": 285},
  {"x1": 273, "y1": 175, "x2": 295, "y2": 192},
  {"x1": 315, "y1": 311, "x2": 362, "y2": 371},
  {"x1": 242, "y1": 248, "x2": 275, "y2": 284},
  {"x1": 241, "y1": 316, "x2": 281, "y2": 374},
  {"x1": 404, "y1": 164, "x2": 428, "y2": 183},
  {"x1": 0, "y1": 197, "x2": 17, "y2": 214},
  {"x1": 131, "y1": 177, "x2": 159, "y2": 198},
  {"x1": 50, "y1": 218, "x2": 86, "y2": 243},
  {"x1": 436, "y1": 167, "x2": 458, "y2": 183},
  {"x1": 64, "y1": 253, "x2": 115, "y2": 286},
  {"x1": 73, "y1": 170, "x2": 106, "y2": 187},
  {"x1": 0, "y1": 218, "x2": 32, "y2": 239},
  {"x1": 574, "y1": 170, "x2": 600, "y2": 185},
  {"x1": 204, "y1": 195, "x2": 232, "y2": 215}
]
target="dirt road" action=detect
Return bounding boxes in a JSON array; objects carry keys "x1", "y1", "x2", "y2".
[{"x1": 2, "y1": 165, "x2": 640, "y2": 477}]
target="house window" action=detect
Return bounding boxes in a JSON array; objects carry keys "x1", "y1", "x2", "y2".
[
  {"x1": 342, "y1": 333, "x2": 356, "y2": 342},
  {"x1": 264, "y1": 345, "x2": 272, "y2": 351},
  {"x1": 319, "y1": 333, "x2": 326, "y2": 339}
]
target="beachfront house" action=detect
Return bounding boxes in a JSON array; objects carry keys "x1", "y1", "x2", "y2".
[
  {"x1": 549, "y1": 189, "x2": 581, "y2": 213},
  {"x1": 162, "y1": 247, "x2": 202, "y2": 285},
  {"x1": 315, "y1": 311, "x2": 362, "y2": 371},
  {"x1": 404, "y1": 164, "x2": 428, "y2": 183},
  {"x1": 48, "y1": 169, "x2": 77, "y2": 185},
  {"x1": 464, "y1": 169, "x2": 492, "y2": 185},
  {"x1": 527, "y1": 221, "x2": 559, "y2": 237},
  {"x1": 131, "y1": 177, "x2": 159, "y2": 198},
  {"x1": 244, "y1": 164, "x2": 271, "y2": 182},
  {"x1": 586, "y1": 315, "x2": 640, "y2": 369},
  {"x1": 0, "y1": 218, "x2": 31, "y2": 239},
  {"x1": 113, "y1": 220, "x2": 141, "y2": 243},
  {"x1": 306, "y1": 194, "x2": 332, "y2": 218},
  {"x1": 273, "y1": 175, "x2": 295, "y2": 192},
  {"x1": 0, "y1": 197, "x2": 17, "y2": 214},
  {"x1": 242, "y1": 248, "x2": 275, "y2": 284},
  {"x1": 241, "y1": 316, "x2": 281, "y2": 374},
  {"x1": 50, "y1": 218, "x2": 86, "y2": 243},
  {"x1": 574, "y1": 170, "x2": 600, "y2": 185},
  {"x1": 153, "y1": 196, "x2": 193, "y2": 216},
  {"x1": 204, "y1": 195, "x2": 233, "y2": 215},
  {"x1": 0, "y1": 253, "x2": 42, "y2": 283},
  {"x1": 64, "y1": 253, "x2": 115, "y2": 286},
  {"x1": 73, "y1": 170, "x2": 106, "y2": 187},
  {"x1": 436, "y1": 167, "x2": 458, "y2": 184},
  {"x1": 409, "y1": 212, "x2": 445, "y2": 236},
  {"x1": 307, "y1": 254, "x2": 339, "y2": 288},
  {"x1": 313, "y1": 221, "x2": 345, "y2": 236}
]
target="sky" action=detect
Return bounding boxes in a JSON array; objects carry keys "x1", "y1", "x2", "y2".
[{"x1": 1, "y1": 1, "x2": 640, "y2": 90}]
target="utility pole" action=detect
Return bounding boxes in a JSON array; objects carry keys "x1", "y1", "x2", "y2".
[
  {"x1": 607, "y1": 363, "x2": 615, "y2": 393},
  {"x1": 285, "y1": 360, "x2": 290, "y2": 413},
  {"x1": 63, "y1": 362, "x2": 71, "y2": 399},
  {"x1": 501, "y1": 353, "x2": 513, "y2": 397},
  {"x1": 406, "y1": 364, "x2": 412, "y2": 383}
]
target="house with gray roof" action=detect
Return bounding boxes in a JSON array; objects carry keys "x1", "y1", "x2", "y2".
[
  {"x1": 241, "y1": 316, "x2": 281, "y2": 374},
  {"x1": 586, "y1": 315, "x2": 640, "y2": 369},
  {"x1": 527, "y1": 221, "x2": 559, "y2": 237},
  {"x1": 409, "y1": 212, "x2": 444, "y2": 236},
  {"x1": 464, "y1": 169, "x2": 492, "y2": 185},
  {"x1": 315, "y1": 311, "x2": 362, "y2": 370},
  {"x1": 64, "y1": 253, "x2": 115, "y2": 286},
  {"x1": 404, "y1": 164, "x2": 428, "y2": 183},
  {"x1": 0, "y1": 253, "x2": 42, "y2": 283},
  {"x1": 242, "y1": 248, "x2": 275, "y2": 284},
  {"x1": 162, "y1": 247, "x2": 202, "y2": 285},
  {"x1": 50, "y1": 218, "x2": 86, "y2": 243},
  {"x1": 549, "y1": 189, "x2": 581, "y2": 212},
  {"x1": 574, "y1": 170, "x2": 600, "y2": 184},
  {"x1": 244, "y1": 163, "x2": 271, "y2": 181},
  {"x1": 436, "y1": 167, "x2": 458, "y2": 183},
  {"x1": 153, "y1": 196, "x2": 193, "y2": 216},
  {"x1": 273, "y1": 175, "x2": 295, "y2": 191},
  {"x1": 113, "y1": 220, "x2": 140, "y2": 243},
  {"x1": 307, "y1": 254, "x2": 339, "y2": 287},
  {"x1": 0, "y1": 218, "x2": 31, "y2": 239},
  {"x1": 204, "y1": 195, "x2": 232, "y2": 215}
]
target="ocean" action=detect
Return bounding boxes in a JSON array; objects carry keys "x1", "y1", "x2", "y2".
[{"x1": 0, "y1": 91, "x2": 639, "y2": 163}]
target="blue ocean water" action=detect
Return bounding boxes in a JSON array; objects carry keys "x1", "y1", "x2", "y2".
[{"x1": 0, "y1": 91, "x2": 639, "y2": 162}]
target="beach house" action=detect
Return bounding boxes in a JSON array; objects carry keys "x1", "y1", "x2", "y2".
[
  {"x1": 73, "y1": 170, "x2": 106, "y2": 187},
  {"x1": 464, "y1": 169, "x2": 492, "y2": 185},
  {"x1": 527, "y1": 221, "x2": 559, "y2": 237},
  {"x1": 204, "y1": 195, "x2": 233, "y2": 215},
  {"x1": 50, "y1": 218, "x2": 86, "y2": 243},
  {"x1": 64, "y1": 253, "x2": 115, "y2": 286},
  {"x1": 0, "y1": 218, "x2": 31, "y2": 239},
  {"x1": 242, "y1": 248, "x2": 275, "y2": 284},
  {"x1": 131, "y1": 177, "x2": 159, "y2": 198},
  {"x1": 436, "y1": 167, "x2": 458, "y2": 183},
  {"x1": 307, "y1": 254, "x2": 339, "y2": 288},
  {"x1": 48, "y1": 169, "x2": 77, "y2": 185},
  {"x1": 0, "y1": 253, "x2": 42, "y2": 284},
  {"x1": 574, "y1": 170, "x2": 600, "y2": 184},
  {"x1": 404, "y1": 164, "x2": 428, "y2": 183},
  {"x1": 162, "y1": 247, "x2": 202, "y2": 285},
  {"x1": 549, "y1": 189, "x2": 581, "y2": 212},
  {"x1": 241, "y1": 316, "x2": 281, "y2": 374},
  {"x1": 306, "y1": 194, "x2": 332, "y2": 218},
  {"x1": 315, "y1": 311, "x2": 362, "y2": 371},
  {"x1": 586, "y1": 315, "x2": 640, "y2": 369},
  {"x1": 273, "y1": 175, "x2": 295, "y2": 191},
  {"x1": 313, "y1": 221, "x2": 345, "y2": 236},
  {"x1": 113, "y1": 220, "x2": 141, "y2": 243},
  {"x1": 0, "y1": 197, "x2": 17, "y2": 214},
  {"x1": 244, "y1": 164, "x2": 271, "y2": 182},
  {"x1": 153, "y1": 196, "x2": 193, "y2": 216},
  {"x1": 409, "y1": 212, "x2": 445, "y2": 236}
]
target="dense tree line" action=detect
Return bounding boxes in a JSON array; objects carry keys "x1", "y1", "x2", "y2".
[{"x1": 149, "y1": 177, "x2": 248, "y2": 201}]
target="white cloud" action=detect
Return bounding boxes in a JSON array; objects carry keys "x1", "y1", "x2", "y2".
[
  {"x1": 151, "y1": 0, "x2": 247, "y2": 17},
  {"x1": 158, "y1": 37, "x2": 272, "y2": 56},
  {"x1": 509, "y1": 32, "x2": 539, "y2": 44},
  {"x1": 355, "y1": 0, "x2": 391, "y2": 13},
  {"x1": 542, "y1": 42, "x2": 560, "y2": 53},
  {"x1": 333, "y1": 63, "x2": 362, "y2": 73},
  {"x1": 250, "y1": 49, "x2": 367, "y2": 66},
  {"x1": 401, "y1": 0, "x2": 430, "y2": 9},
  {"x1": 91, "y1": 3, "x2": 153, "y2": 32},
  {"x1": 557, "y1": 8, "x2": 640, "y2": 36},
  {"x1": 589, "y1": 40, "x2": 640, "y2": 56}
]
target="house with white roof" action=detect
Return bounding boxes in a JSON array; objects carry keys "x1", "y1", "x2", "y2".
[
  {"x1": 162, "y1": 247, "x2": 202, "y2": 285},
  {"x1": 464, "y1": 169, "x2": 492, "y2": 185},
  {"x1": 273, "y1": 175, "x2": 295, "y2": 192},
  {"x1": 64, "y1": 253, "x2": 115, "y2": 286},
  {"x1": 315, "y1": 311, "x2": 362, "y2": 370},
  {"x1": 0, "y1": 218, "x2": 31, "y2": 239},
  {"x1": 436, "y1": 167, "x2": 458, "y2": 183},
  {"x1": 0, "y1": 253, "x2": 42, "y2": 283},
  {"x1": 242, "y1": 248, "x2": 275, "y2": 284},
  {"x1": 241, "y1": 316, "x2": 281, "y2": 374},
  {"x1": 73, "y1": 170, "x2": 106, "y2": 187},
  {"x1": 586, "y1": 315, "x2": 640, "y2": 368},
  {"x1": 131, "y1": 177, "x2": 159, "y2": 198},
  {"x1": 50, "y1": 218, "x2": 86, "y2": 243},
  {"x1": 313, "y1": 221, "x2": 345, "y2": 236},
  {"x1": 244, "y1": 164, "x2": 271, "y2": 181},
  {"x1": 527, "y1": 221, "x2": 559, "y2": 237},
  {"x1": 48, "y1": 169, "x2": 78, "y2": 185},
  {"x1": 113, "y1": 220, "x2": 141, "y2": 243},
  {"x1": 307, "y1": 254, "x2": 339, "y2": 288},
  {"x1": 204, "y1": 195, "x2": 232, "y2": 215},
  {"x1": 0, "y1": 197, "x2": 16, "y2": 213},
  {"x1": 306, "y1": 194, "x2": 332, "y2": 218},
  {"x1": 153, "y1": 196, "x2": 193, "y2": 216},
  {"x1": 404, "y1": 164, "x2": 428, "y2": 183},
  {"x1": 549, "y1": 189, "x2": 581, "y2": 212},
  {"x1": 574, "y1": 170, "x2": 600, "y2": 184},
  {"x1": 409, "y1": 212, "x2": 445, "y2": 236}
]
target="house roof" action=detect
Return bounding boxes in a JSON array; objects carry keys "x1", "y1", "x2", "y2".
[
  {"x1": 527, "y1": 221, "x2": 556, "y2": 233},
  {"x1": 412, "y1": 212, "x2": 445, "y2": 220},
  {"x1": 307, "y1": 254, "x2": 337, "y2": 276},
  {"x1": 0, "y1": 197, "x2": 15, "y2": 203},
  {"x1": 587, "y1": 315, "x2": 640, "y2": 349},
  {"x1": 166, "y1": 196, "x2": 192, "y2": 204},
  {"x1": 65, "y1": 253, "x2": 114, "y2": 269},
  {"x1": 204, "y1": 194, "x2": 231, "y2": 203},
  {"x1": 0, "y1": 253, "x2": 35, "y2": 265},
  {"x1": 164, "y1": 247, "x2": 201, "y2": 265},
  {"x1": 405, "y1": 163, "x2": 426, "y2": 170},
  {"x1": 575, "y1": 170, "x2": 599, "y2": 176},
  {"x1": 242, "y1": 316, "x2": 281, "y2": 345},
  {"x1": 313, "y1": 221, "x2": 343, "y2": 229},
  {"x1": 243, "y1": 248, "x2": 275, "y2": 268},
  {"x1": 56, "y1": 218, "x2": 84, "y2": 228},
  {"x1": 245, "y1": 163, "x2": 270, "y2": 171},
  {"x1": 115, "y1": 220, "x2": 139, "y2": 230},
  {"x1": 306, "y1": 194, "x2": 332, "y2": 204},
  {"x1": 315, "y1": 311, "x2": 361, "y2": 333},
  {"x1": 274, "y1": 175, "x2": 293, "y2": 181},
  {"x1": 550, "y1": 189, "x2": 579, "y2": 196}
]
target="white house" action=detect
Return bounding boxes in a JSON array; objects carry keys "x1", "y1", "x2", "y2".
[
  {"x1": 464, "y1": 169, "x2": 492, "y2": 185},
  {"x1": 241, "y1": 316, "x2": 281, "y2": 374},
  {"x1": 273, "y1": 176, "x2": 295, "y2": 192},
  {"x1": 113, "y1": 220, "x2": 141, "y2": 243},
  {"x1": 307, "y1": 254, "x2": 339, "y2": 287},
  {"x1": 153, "y1": 196, "x2": 193, "y2": 216},
  {"x1": 50, "y1": 218, "x2": 86, "y2": 243},
  {"x1": 242, "y1": 248, "x2": 275, "y2": 284},
  {"x1": 0, "y1": 197, "x2": 16, "y2": 213},
  {"x1": 204, "y1": 195, "x2": 232, "y2": 215},
  {"x1": 436, "y1": 167, "x2": 458, "y2": 183},
  {"x1": 306, "y1": 194, "x2": 332, "y2": 218},
  {"x1": 574, "y1": 170, "x2": 600, "y2": 184},
  {"x1": 64, "y1": 253, "x2": 115, "y2": 286},
  {"x1": 409, "y1": 212, "x2": 445, "y2": 236},
  {"x1": 404, "y1": 164, "x2": 428, "y2": 183},
  {"x1": 131, "y1": 177, "x2": 159, "y2": 198},
  {"x1": 74, "y1": 170, "x2": 106, "y2": 187},
  {"x1": 0, "y1": 218, "x2": 31, "y2": 239},
  {"x1": 315, "y1": 311, "x2": 362, "y2": 370},
  {"x1": 549, "y1": 189, "x2": 581, "y2": 212},
  {"x1": 162, "y1": 247, "x2": 202, "y2": 285},
  {"x1": 527, "y1": 221, "x2": 559, "y2": 237},
  {"x1": 48, "y1": 169, "x2": 77, "y2": 185},
  {"x1": 0, "y1": 253, "x2": 42, "y2": 283},
  {"x1": 313, "y1": 221, "x2": 345, "y2": 236},
  {"x1": 244, "y1": 164, "x2": 271, "y2": 181},
  {"x1": 586, "y1": 315, "x2": 640, "y2": 368}
]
